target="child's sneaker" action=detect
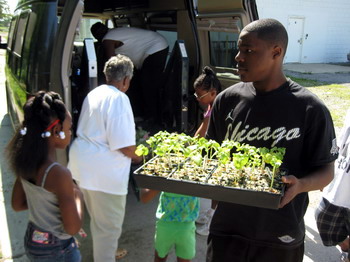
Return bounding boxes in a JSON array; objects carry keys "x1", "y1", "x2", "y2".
[{"x1": 196, "y1": 208, "x2": 214, "y2": 225}]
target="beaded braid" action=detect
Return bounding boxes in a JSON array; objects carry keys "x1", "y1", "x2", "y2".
[
  {"x1": 6, "y1": 91, "x2": 67, "y2": 180},
  {"x1": 194, "y1": 66, "x2": 222, "y2": 93}
]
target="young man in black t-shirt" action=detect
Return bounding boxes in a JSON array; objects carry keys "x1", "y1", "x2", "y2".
[{"x1": 206, "y1": 18, "x2": 339, "y2": 262}]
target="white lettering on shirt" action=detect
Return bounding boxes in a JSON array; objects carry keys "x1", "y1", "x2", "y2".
[{"x1": 225, "y1": 121, "x2": 301, "y2": 147}]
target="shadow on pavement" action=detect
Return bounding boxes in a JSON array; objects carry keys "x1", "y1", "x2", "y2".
[
  {"x1": 0, "y1": 114, "x2": 28, "y2": 260},
  {"x1": 304, "y1": 223, "x2": 342, "y2": 262}
]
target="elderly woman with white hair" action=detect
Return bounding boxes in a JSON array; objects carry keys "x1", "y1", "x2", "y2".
[{"x1": 68, "y1": 54, "x2": 142, "y2": 262}]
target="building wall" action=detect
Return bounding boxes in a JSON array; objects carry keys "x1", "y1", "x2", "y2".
[{"x1": 256, "y1": 0, "x2": 350, "y2": 63}]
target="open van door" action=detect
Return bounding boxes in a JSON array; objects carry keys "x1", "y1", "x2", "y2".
[
  {"x1": 50, "y1": 0, "x2": 84, "y2": 113},
  {"x1": 49, "y1": 0, "x2": 84, "y2": 164},
  {"x1": 194, "y1": 0, "x2": 258, "y2": 89}
]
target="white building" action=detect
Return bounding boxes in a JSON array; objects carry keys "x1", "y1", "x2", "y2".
[{"x1": 256, "y1": 0, "x2": 350, "y2": 63}]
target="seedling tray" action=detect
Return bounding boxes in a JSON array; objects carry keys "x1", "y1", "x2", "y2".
[{"x1": 133, "y1": 158, "x2": 285, "y2": 210}]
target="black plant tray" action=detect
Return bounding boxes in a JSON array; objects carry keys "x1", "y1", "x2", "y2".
[{"x1": 133, "y1": 157, "x2": 285, "y2": 210}]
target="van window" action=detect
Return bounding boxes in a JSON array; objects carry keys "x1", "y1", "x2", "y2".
[
  {"x1": 21, "y1": 12, "x2": 37, "y2": 83},
  {"x1": 209, "y1": 31, "x2": 239, "y2": 68},
  {"x1": 157, "y1": 30, "x2": 177, "y2": 55},
  {"x1": 75, "y1": 18, "x2": 103, "y2": 43},
  {"x1": 13, "y1": 13, "x2": 29, "y2": 56},
  {"x1": 7, "y1": 17, "x2": 17, "y2": 51},
  {"x1": 199, "y1": 17, "x2": 242, "y2": 69}
]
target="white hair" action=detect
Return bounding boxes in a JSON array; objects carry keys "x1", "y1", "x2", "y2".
[{"x1": 103, "y1": 54, "x2": 134, "y2": 82}]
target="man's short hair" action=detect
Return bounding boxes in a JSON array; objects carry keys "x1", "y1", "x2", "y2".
[
  {"x1": 243, "y1": 18, "x2": 288, "y2": 55},
  {"x1": 91, "y1": 22, "x2": 108, "y2": 41}
]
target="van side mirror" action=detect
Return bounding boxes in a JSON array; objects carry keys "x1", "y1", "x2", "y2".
[{"x1": 0, "y1": 43, "x2": 8, "y2": 49}]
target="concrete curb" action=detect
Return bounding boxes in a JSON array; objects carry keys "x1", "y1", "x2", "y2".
[{"x1": 283, "y1": 63, "x2": 350, "y2": 74}]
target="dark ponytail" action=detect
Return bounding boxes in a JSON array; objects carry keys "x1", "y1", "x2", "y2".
[
  {"x1": 194, "y1": 66, "x2": 222, "y2": 93},
  {"x1": 6, "y1": 91, "x2": 67, "y2": 180}
]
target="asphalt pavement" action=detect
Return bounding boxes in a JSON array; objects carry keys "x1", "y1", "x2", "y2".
[
  {"x1": 284, "y1": 62, "x2": 350, "y2": 88},
  {"x1": 0, "y1": 48, "x2": 349, "y2": 261}
]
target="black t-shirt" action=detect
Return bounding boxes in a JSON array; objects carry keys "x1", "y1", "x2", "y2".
[{"x1": 206, "y1": 79, "x2": 338, "y2": 248}]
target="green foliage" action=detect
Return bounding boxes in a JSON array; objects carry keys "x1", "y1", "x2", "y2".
[
  {"x1": 307, "y1": 84, "x2": 350, "y2": 130},
  {"x1": 0, "y1": 0, "x2": 10, "y2": 15},
  {"x1": 135, "y1": 131, "x2": 286, "y2": 189},
  {"x1": 288, "y1": 76, "x2": 350, "y2": 131},
  {"x1": 0, "y1": 0, "x2": 12, "y2": 28},
  {"x1": 135, "y1": 144, "x2": 149, "y2": 164}
]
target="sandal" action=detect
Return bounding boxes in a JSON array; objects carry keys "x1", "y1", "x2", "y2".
[
  {"x1": 116, "y1": 248, "x2": 128, "y2": 260},
  {"x1": 78, "y1": 228, "x2": 88, "y2": 238}
]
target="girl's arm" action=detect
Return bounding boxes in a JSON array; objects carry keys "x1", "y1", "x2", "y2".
[
  {"x1": 194, "y1": 116, "x2": 210, "y2": 138},
  {"x1": 140, "y1": 188, "x2": 160, "y2": 203},
  {"x1": 12, "y1": 178, "x2": 28, "y2": 211},
  {"x1": 73, "y1": 182, "x2": 84, "y2": 224},
  {"x1": 51, "y1": 166, "x2": 84, "y2": 236}
]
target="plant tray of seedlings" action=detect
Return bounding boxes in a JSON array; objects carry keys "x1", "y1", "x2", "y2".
[
  {"x1": 133, "y1": 154, "x2": 183, "y2": 189},
  {"x1": 133, "y1": 158, "x2": 219, "y2": 203},
  {"x1": 134, "y1": 162, "x2": 286, "y2": 209},
  {"x1": 203, "y1": 166, "x2": 286, "y2": 209},
  {"x1": 134, "y1": 131, "x2": 286, "y2": 209}
]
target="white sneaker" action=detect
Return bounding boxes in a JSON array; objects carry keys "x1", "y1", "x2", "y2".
[
  {"x1": 196, "y1": 223, "x2": 209, "y2": 236},
  {"x1": 196, "y1": 208, "x2": 214, "y2": 225},
  {"x1": 340, "y1": 252, "x2": 349, "y2": 262}
]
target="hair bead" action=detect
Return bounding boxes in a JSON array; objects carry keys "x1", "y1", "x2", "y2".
[
  {"x1": 59, "y1": 131, "x2": 66, "y2": 140},
  {"x1": 20, "y1": 127, "x2": 27, "y2": 136},
  {"x1": 41, "y1": 131, "x2": 51, "y2": 138}
]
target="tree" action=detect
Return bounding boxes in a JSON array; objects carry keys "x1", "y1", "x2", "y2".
[{"x1": 0, "y1": 0, "x2": 12, "y2": 28}]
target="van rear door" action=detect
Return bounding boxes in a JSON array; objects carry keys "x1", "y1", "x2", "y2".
[
  {"x1": 195, "y1": 0, "x2": 258, "y2": 88},
  {"x1": 49, "y1": 0, "x2": 84, "y2": 113}
]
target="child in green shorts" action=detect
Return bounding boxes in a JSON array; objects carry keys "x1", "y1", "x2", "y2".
[{"x1": 140, "y1": 189, "x2": 199, "y2": 262}]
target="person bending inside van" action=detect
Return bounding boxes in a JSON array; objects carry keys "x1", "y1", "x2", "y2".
[{"x1": 91, "y1": 22, "x2": 169, "y2": 129}]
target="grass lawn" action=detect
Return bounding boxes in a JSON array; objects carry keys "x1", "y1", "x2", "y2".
[{"x1": 288, "y1": 76, "x2": 350, "y2": 131}]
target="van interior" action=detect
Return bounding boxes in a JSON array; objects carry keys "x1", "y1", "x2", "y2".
[{"x1": 68, "y1": 0, "x2": 207, "y2": 135}]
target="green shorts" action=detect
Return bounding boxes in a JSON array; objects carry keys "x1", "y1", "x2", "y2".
[{"x1": 155, "y1": 220, "x2": 196, "y2": 260}]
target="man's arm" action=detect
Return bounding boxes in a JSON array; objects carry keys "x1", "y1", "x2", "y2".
[
  {"x1": 102, "y1": 40, "x2": 124, "y2": 59},
  {"x1": 279, "y1": 161, "x2": 335, "y2": 208}
]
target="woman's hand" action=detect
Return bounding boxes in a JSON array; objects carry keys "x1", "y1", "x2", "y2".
[
  {"x1": 132, "y1": 155, "x2": 143, "y2": 165},
  {"x1": 119, "y1": 145, "x2": 142, "y2": 164}
]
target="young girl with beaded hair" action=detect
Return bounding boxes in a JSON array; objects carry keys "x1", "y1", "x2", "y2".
[
  {"x1": 193, "y1": 66, "x2": 222, "y2": 137},
  {"x1": 6, "y1": 90, "x2": 84, "y2": 261},
  {"x1": 193, "y1": 66, "x2": 221, "y2": 236}
]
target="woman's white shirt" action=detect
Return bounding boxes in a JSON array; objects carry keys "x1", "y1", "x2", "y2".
[{"x1": 68, "y1": 85, "x2": 135, "y2": 195}]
